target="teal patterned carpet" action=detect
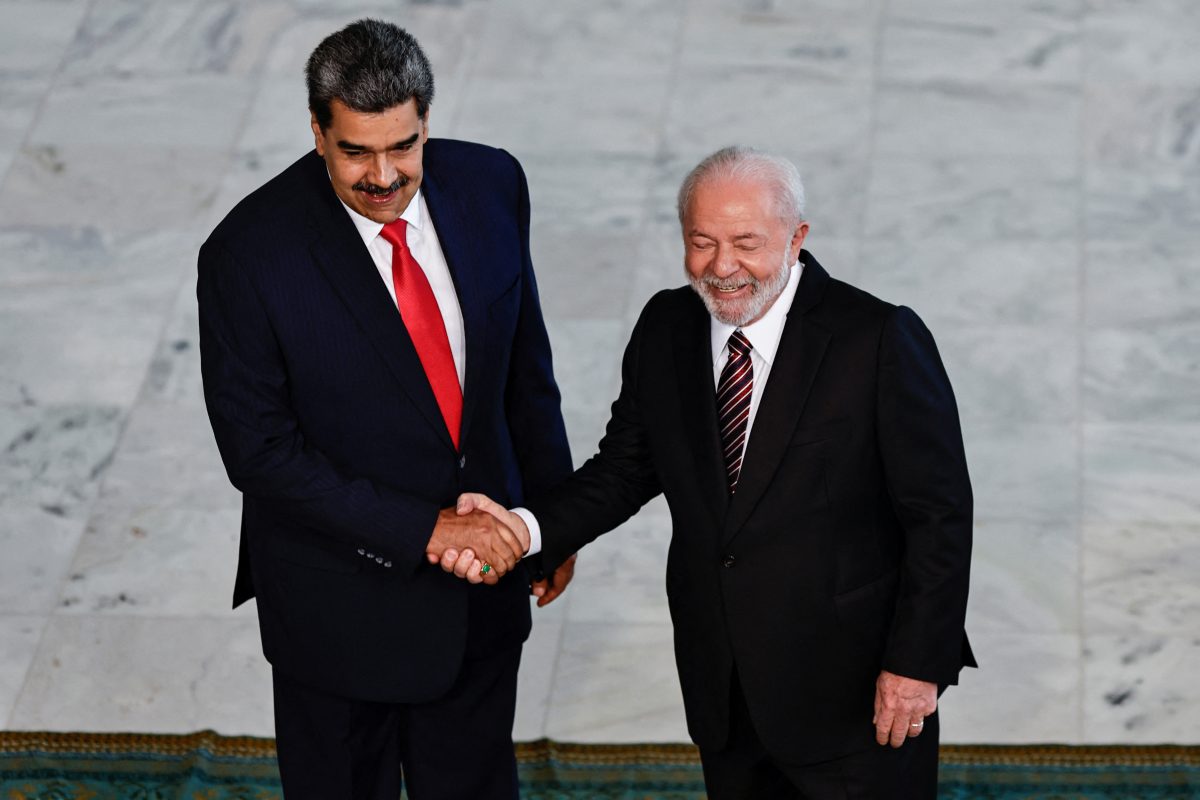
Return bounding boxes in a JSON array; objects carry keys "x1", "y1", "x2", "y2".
[{"x1": 0, "y1": 732, "x2": 1197, "y2": 799}]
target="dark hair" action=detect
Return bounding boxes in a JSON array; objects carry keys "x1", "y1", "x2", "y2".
[{"x1": 306, "y1": 19, "x2": 435, "y2": 130}]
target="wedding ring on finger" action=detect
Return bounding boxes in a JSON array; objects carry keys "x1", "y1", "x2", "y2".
[{"x1": 910, "y1": 720, "x2": 924, "y2": 728}]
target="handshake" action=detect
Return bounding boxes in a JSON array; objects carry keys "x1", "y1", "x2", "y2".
[{"x1": 424, "y1": 493, "x2": 576, "y2": 607}]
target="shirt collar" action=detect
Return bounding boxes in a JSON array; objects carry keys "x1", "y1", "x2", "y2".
[
  {"x1": 337, "y1": 189, "x2": 426, "y2": 250},
  {"x1": 709, "y1": 261, "x2": 804, "y2": 367}
]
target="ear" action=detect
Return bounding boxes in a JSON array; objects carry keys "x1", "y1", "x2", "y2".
[
  {"x1": 310, "y1": 112, "x2": 325, "y2": 156},
  {"x1": 789, "y1": 221, "x2": 810, "y2": 262},
  {"x1": 420, "y1": 108, "x2": 431, "y2": 141}
]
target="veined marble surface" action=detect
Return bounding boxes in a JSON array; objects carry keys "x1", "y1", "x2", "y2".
[{"x1": 1, "y1": 0, "x2": 1198, "y2": 747}]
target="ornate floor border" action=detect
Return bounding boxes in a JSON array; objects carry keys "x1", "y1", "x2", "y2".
[{"x1": 1, "y1": 731, "x2": 1197, "y2": 768}]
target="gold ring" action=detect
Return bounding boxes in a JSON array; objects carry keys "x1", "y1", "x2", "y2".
[{"x1": 480, "y1": 562, "x2": 492, "y2": 575}]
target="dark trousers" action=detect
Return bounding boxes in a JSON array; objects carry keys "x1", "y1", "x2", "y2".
[
  {"x1": 272, "y1": 643, "x2": 523, "y2": 800},
  {"x1": 700, "y1": 673, "x2": 939, "y2": 800}
]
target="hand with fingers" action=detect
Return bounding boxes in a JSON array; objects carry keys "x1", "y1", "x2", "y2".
[
  {"x1": 531, "y1": 552, "x2": 577, "y2": 607},
  {"x1": 424, "y1": 506, "x2": 527, "y2": 585},
  {"x1": 872, "y1": 670, "x2": 937, "y2": 748}
]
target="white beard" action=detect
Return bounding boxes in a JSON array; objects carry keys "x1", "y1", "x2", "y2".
[{"x1": 688, "y1": 256, "x2": 792, "y2": 327}]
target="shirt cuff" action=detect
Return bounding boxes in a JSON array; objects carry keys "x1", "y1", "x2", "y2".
[{"x1": 511, "y1": 507, "x2": 542, "y2": 556}]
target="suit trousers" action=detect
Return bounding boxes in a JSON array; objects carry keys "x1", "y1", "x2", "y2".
[
  {"x1": 272, "y1": 642, "x2": 523, "y2": 800},
  {"x1": 700, "y1": 671, "x2": 939, "y2": 800}
]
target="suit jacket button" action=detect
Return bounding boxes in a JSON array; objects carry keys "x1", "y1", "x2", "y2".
[
  {"x1": 375, "y1": 556, "x2": 384, "y2": 564},
  {"x1": 384, "y1": 561, "x2": 392, "y2": 568},
  {"x1": 722, "y1": 554, "x2": 736, "y2": 568},
  {"x1": 458, "y1": 454, "x2": 467, "y2": 469},
  {"x1": 366, "y1": 552, "x2": 374, "y2": 559},
  {"x1": 357, "y1": 548, "x2": 365, "y2": 556}
]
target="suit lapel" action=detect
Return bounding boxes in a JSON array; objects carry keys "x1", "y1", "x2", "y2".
[
  {"x1": 301, "y1": 153, "x2": 455, "y2": 451},
  {"x1": 673, "y1": 295, "x2": 729, "y2": 529},
  {"x1": 420, "y1": 169, "x2": 486, "y2": 449},
  {"x1": 721, "y1": 255, "x2": 832, "y2": 544}
]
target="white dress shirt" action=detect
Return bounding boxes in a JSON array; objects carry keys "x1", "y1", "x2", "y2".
[
  {"x1": 519, "y1": 260, "x2": 805, "y2": 557},
  {"x1": 339, "y1": 191, "x2": 466, "y2": 390}
]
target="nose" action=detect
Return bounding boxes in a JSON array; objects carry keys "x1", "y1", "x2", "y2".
[
  {"x1": 711, "y1": 244, "x2": 739, "y2": 277},
  {"x1": 369, "y1": 152, "x2": 397, "y2": 187}
]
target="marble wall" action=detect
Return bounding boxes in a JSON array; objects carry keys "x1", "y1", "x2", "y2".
[{"x1": 0, "y1": 0, "x2": 1196, "y2": 746}]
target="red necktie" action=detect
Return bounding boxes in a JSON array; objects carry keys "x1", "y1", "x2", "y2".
[{"x1": 380, "y1": 218, "x2": 462, "y2": 450}]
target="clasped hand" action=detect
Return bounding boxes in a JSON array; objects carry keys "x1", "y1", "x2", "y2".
[
  {"x1": 425, "y1": 493, "x2": 577, "y2": 606},
  {"x1": 423, "y1": 502, "x2": 527, "y2": 586}
]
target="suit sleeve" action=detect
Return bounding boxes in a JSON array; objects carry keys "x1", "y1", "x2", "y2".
[
  {"x1": 529, "y1": 298, "x2": 664, "y2": 573},
  {"x1": 501, "y1": 153, "x2": 574, "y2": 501},
  {"x1": 876, "y1": 306, "x2": 974, "y2": 685},
  {"x1": 197, "y1": 239, "x2": 439, "y2": 572}
]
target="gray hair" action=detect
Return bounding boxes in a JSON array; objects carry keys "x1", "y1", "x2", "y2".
[
  {"x1": 676, "y1": 146, "x2": 806, "y2": 225},
  {"x1": 306, "y1": 19, "x2": 435, "y2": 130}
]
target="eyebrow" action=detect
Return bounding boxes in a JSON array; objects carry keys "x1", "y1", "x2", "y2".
[{"x1": 336, "y1": 132, "x2": 421, "y2": 152}]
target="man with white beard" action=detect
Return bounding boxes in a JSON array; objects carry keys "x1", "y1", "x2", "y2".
[{"x1": 438, "y1": 146, "x2": 977, "y2": 799}]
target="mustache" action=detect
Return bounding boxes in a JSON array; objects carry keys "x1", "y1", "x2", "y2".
[
  {"x1": 352, "y1": 176, "x2": 409, "y2": 195},
  {"x1": 700, "y1": 274, "x2": 759, "y2": 293}
]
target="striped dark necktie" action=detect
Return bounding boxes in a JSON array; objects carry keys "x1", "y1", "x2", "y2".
[{"x1": 716, "y1": 330, "x2": 753, "y2": 493}]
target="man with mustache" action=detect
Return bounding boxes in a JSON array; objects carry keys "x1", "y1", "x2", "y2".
[
  {"x1": 443, "y1": 147, "x2": 976, "y2": 798},
  {"x1": 197, "y1": 19, "x2": 573, "y2": 799}
]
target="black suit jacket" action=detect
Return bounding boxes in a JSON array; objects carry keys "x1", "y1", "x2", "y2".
[
  {"x1": 531, "y1": 252, "x2": 974, "y2": 763},
  {"x1": 198, "y1": 142, "x2": 572, "y2": 703}
]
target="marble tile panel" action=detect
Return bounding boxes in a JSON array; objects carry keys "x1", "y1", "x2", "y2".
[
  {"x1": 688, "y1": 0, "x2": 885, "y2": 22},
  {"x1": 936, "y1": 632, "x2": 1081, "y2": 743},
  {"x1": 966, "y1": 520, "x2": 1079, "y2": 635},
  {"x1": 1083, "y1": 634, "x2": 1200, "y2": 743},
  {"x1": 30, "y1": 75, "x2": 255, "y2": 149},
  {"x1": 544, "y1": 319, "x2": 627, "y2": 419},
  {"x1": 57, "y1": 503, "x2": 240, "y2": 617},
  {"x1": 874, "y1": 83, "x2": 1080, "y2": 158},
  {"x1": 263, "y1": 6, "x2": 484, "y2": 84},
  {"x1": 59, "y1": 0, "x2": 295, "y2": 77},
  {"x1": 857, "y1": 239, "x2": 1080, "y2": 329},
  {"x1": 9, "y1": 614, "x2": 274, "y2": 735},
  {"x1": 881, "y1": 17, "x2": 1081, "y2": 85},
  {"x1": 0, "y1": 506, "x2": 85, "y2": 615},
  {"x1": 665, "y1": 71, "x2": 874, "y2": 161},
  {"x1": 962, "y1": 420, "x2": 1079, "y2": 522},
  {"x1": 1084, "y1": 0, "x2": 1200, "y2": 85},
  {"x1": 544, "y1": 621, "x2": 689, "y2": 742},
  {"x1": 679, "y1": 10, "x2": 875, "y2": 81},
  {"x1": 0, "y1": 144, "x2": 232, "y2": 233},
  {"x1": 801, "y1": 236, "x2": 860, "y2": 284},
  {"x1": 95, "y1": 409, "x2": 238, "y2": 514},
  {"x1": 1083, "y1": 324, "x2": 1200, "y2": 423},
  {"x1": 520, "y1": 153, "x2": 658, "y2": 233},
  {"x1": 0, "y1": 1, "x2": 88, "y2": 75},
  {"x1": 1083, "y1": 423, "x2": 1200, "y2": 524},
  {"x1": 864, "y1": 156, "x2": 1079, "y2": 243},
  {"x1": 0, "y1": 404, "x2": 124, "y2": 519},
  {"x1": 1083, "y1": 522, "x2": 1200, "y2": 636},
  {"x1": 532, "y1": 230, "x2": 642, "y2": 320},
  {"x1": 0, "y1": 76, "x2": 50, "y2": 186},
  {"x1": 513, "y1": 618, "x2": 562, "y2": 741},
  {"x1": 470, "y1": 0, "x2": 680, "y2": 80},
  {"x1": 0, "y1": 615, "x2": 45, "y2": 728},
  {"x1": 626, "y1": 219, "x2": 687, "y2": 320},
  {"x1": 204, "y1": 147, "x2": 308, "y2": 233},
  {"x1": 0, "y1": 225, "x2": 204, "y2": 290},
  {"x1": 938, "y1": 324, "x2": 1077, "y2": 424},
  {"x1": 885, "y1": 0, "x2": 1085, "y2": 26},
  {"x1": 562, "y1": 495, "x2": 672, "y2": 626},
  {"x1": 0, "y1": 274, "x2": 182, "y2": 408},
  {"x1": 1085, "y1": 165, "x2": 1200, "y2": 244},
  {"x1": 453, "y1": 74, "x2": 670, "y2": 157},
  {"x1": 1084, "y1": 84, "x2": 1200, "y2": 170},
  {"x1": 137, "y1": 277, "x2": 205, "y2": 408},
  {"x1": 1084, "y1": 239, "x2": 1200, "y2": 327}
]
